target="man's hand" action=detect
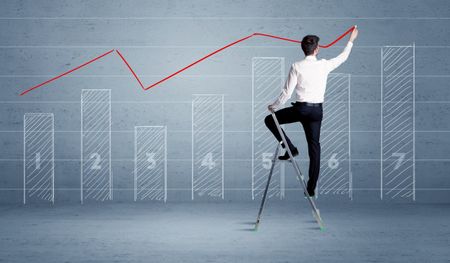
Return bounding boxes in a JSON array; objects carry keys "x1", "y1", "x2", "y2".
[
  {"x1": 268, "y1": 104, "x2": 276, "y2": 112},
  {"x1": 349, "y1": 26, "x2": 358, "y2": 43}
]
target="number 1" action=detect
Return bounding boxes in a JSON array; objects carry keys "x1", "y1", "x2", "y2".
[{"x1": 35, "y1": 152, "x2": 41, "y2": 170}]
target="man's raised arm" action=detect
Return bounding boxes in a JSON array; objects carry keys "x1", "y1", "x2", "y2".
[{"x1": 325, "y1": 26, "x2": 359, "y2": 72}]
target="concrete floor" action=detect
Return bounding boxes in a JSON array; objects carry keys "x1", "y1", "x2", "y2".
[{"x1": 0, "y1": 202, "x2": 449, "y2": 262}]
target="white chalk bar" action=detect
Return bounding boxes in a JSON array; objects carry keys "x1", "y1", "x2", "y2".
[
  {"x1": 23, "y1": 113, "x2": 54, "y2": 204},
  {"x1": 192, "y1": 94, "x2": 224, "y2": 200},
  {"x1": 134, "y1": 126, "x2": 167, "y2": 202},
  {"x1": 381, "y1": 46, "x2": 415, "y2": 200},
  {"x1": 252, "y1": 57, "x2": 285, "y2": 200},
  {"x1": 81, "y1": 89, "x2": 112, "y2": 203},
  {"x1": 318, "y1": 73, "x2": 352, "y2": 198}
]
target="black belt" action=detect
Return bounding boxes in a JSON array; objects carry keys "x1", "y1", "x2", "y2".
[{"x1": 292, "y1": 101, "x2": 322, "y2": 107}]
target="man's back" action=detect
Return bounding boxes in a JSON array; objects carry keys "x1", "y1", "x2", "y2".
[
  {"x1": 271, "y1": 41, "x2": 353, "y2": 106},
  {"x1": 294, "y1": 56, "x2": 329, "y2": 103}
]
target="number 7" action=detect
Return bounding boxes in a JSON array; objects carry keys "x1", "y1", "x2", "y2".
[{"x1": 392, "y1": 152, "x2": 405, "y2": 170}]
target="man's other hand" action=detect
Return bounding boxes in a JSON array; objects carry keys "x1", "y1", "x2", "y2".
[{"x1": 268, "y1": 104, "x2": 276, "y2": 112}]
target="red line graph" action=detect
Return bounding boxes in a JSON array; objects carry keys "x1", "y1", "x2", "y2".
[{"x1": 20, "y1": 26, "x2": 355, "y2": 96}]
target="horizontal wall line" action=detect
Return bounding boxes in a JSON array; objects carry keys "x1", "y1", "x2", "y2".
[
  {"x1": 0, "y1": 187, "x2": 448, "y2": 191},
  {"x1": 0, "y1": 130, "x2": 449, "y2": 133},
  {"x1": 2, "y1": 74, "x2": 450, "y2": 78},
  {"x1": 0, "y1": 45, "x2": 449, "y2": 49},
  {"x1": 1, "y1": 158, "x2": 449, "y2": 162},
  {"x1": 1, "y1": 101, "x2": 450, "y2": 104},
  {"x1": 1, "y1": 16, "x2": 450, "y2": 20}
]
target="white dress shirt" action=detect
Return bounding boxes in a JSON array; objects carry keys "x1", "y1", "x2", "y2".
[{"x1": 270, "y1": 41, "x2": 353, "y2": 107}]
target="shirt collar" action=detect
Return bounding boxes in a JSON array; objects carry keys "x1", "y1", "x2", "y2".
[{"x1": 305, "y1": 55, "x2": 317, "y2": 61}]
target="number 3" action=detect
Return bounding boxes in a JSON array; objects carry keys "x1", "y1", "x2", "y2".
[{"x1": 146, "y1": 152, "x2": 156, "y2": 169}]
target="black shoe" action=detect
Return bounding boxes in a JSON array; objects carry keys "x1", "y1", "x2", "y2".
[
  {"x1": 278, "y1": 147, "x2": 299, "y2": 160},
  {"x1": 304, "y1": 190, "x2": 315, "y2": 198},
  {"x1": 307, "y1": 187, "x2": 315, "y2": 197}
]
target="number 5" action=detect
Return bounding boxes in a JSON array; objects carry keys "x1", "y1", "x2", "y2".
[{"x1": 262, "y1": 153, "x2": 273, "y2": 169}]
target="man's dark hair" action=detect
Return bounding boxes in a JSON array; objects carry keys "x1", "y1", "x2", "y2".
[{"x1": 301, "y1": 35, "x2": 320, "y2": 56}]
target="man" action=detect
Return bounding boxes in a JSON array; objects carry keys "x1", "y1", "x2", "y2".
[{"x1": 264, "y1": 26, "x2": 358, "y2": 197}]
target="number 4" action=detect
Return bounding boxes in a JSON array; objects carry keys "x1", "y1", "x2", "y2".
[{"x1": 201, "y1": 152, "x2": 215, "y2": 169}]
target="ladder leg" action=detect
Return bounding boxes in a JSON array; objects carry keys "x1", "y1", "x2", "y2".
[
  {"x1": 254, "y1": 143, "x2": 280, "y2": 230},
  {"x1": 270, "y1": 111, "x2": 325, "y2": 230}
]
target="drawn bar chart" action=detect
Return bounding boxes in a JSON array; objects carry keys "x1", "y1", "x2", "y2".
[
  {"x1": 81, "y1": 89, "x2": 112, "y2": 203},
  {"x1": 192, "y1": 94, "x2": 224, "y2": 199},
  {"x1": 252, "y1": 57, "x2": 285, "y2": 200},
  {"x1": 381, "y1": 45, "x2": 415, "y2": 200},
  {"x1": 318, "y1": 74, "x2": 352, "y2": 198},
  {"x1": 23, "y1": 113, "x2": 55, "y2": 204},
  {"x1": 134, "y1": 126, "x2": 167, "y2": 202}
]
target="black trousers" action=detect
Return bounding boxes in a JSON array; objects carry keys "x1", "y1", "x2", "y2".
[{"x1": 264, "y1": 102, "x2": 323, "y2": 192}]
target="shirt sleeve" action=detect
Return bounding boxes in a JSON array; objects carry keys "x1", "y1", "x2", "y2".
[
  {"x1": 325, "y1": 41, "x2": 353, "y2": 72},
  {"x1": 270, "y1": 64, "x2": 298, "y2": 109}
]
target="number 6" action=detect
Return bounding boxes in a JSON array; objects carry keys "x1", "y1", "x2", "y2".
[{"x1": 328, "y1": 153, "x2": 339, "y2": 169}]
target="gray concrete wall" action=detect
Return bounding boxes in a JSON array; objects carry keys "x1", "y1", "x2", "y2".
[{"x1": 0, "y1": 0, "x2": 449, "y2": 203}]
